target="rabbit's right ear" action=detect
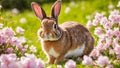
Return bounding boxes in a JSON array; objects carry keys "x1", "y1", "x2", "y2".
[
  {"x1": 51, "y1": 0, "x2": 61, "y2": 19},
  {"x1": 31, "y1": 2, "x2": 46, "y2": 20}
]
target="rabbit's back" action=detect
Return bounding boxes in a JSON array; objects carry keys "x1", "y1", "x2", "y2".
[
  {"x1": 60, "y1": 21, "x2": 94, "y2": 58},
  {"x1": 60, "y1": 21, "x2": 90, "y2": 46}
]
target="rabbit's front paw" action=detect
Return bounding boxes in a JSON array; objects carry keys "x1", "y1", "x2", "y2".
[
  {"x1": 54, "y1": 55, "x2": 64, "y2": 64},
  {"x1": 47, "y1": 55, "x2": 56, "y2": 64}
]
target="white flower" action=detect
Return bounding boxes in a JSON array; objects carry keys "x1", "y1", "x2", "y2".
[
  {"x1": 108, "y1": 4, "x2": 114, "y2": 9},
  {"x1": 30, "y1": 45, "x2": 37, "y2": 53},
  {"x1": 117, "y1": 1, "x2": 120, "y2": 7},
  {"x1": 19, "y1": 18, "x2": 27, "y2": 24},
  {"x1": 65, "y1": 7, "x2": 71, "y2": 14},
  {"x1": 16, "y1": 26, "x2": 25, "y2": 34},
  {"x1": 12, "y1": 8, "x2": 19, "y2": 15},
  {"x1": 0, "y1": 5, "x2": 2, "y2": 10},
  {"x1": 0, "y1": 23, "x2": 3, "y2": 28},
  {"x1": 65, "y1": 60, "x2": 76, "y2": 68},
  {"x1": 18, "y1": 36, "x2": 26, "y2": 43},
  {"x1": 69, "y1": 1, "x2": 78, "y2": 7}
]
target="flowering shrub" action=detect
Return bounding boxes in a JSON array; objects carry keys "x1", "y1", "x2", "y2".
[
  {"x1": 65, "y1": 60, "x2": 76, "y2": 68},
  {"x1": 0, "y1": 53, "x2": 44, "y2": 68},
  {"x1": 0, "y1": 23, "x2": 45, "y2": 68},
  {"x1": 0, "y1": 23, "x2": 29, "y2": 56},
  {"x1": 82, "y1": 1, "x2": 120, "y2": 68}
]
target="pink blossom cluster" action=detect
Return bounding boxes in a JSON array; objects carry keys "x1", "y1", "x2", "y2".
[
  {"x1": 0, "y1": 23, "x2": 42, "y2": 68},
  {"x1": 65, "y1": 60, "x2": 76, "y2": 68},
  {"x1": 0, "y1": 24, "x2": 27, "y2": 55},
  {"x1": 0, "y1": 53, "x2": 44, "y2": 68},
  {"x1": 0, "y1": 23, "x2": 36, "y2": 57},
  {"x1": 84, "y1": 2, "x2": 120, "y2": 68}
]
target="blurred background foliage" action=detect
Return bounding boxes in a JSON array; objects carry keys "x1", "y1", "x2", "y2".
[{"x1": 0, "y1": 0, "x2": 118, "y2": 10}]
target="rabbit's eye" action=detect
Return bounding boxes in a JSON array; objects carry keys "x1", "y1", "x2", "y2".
[{"x1": 53, "y1": 24, "x2": 57, "y2": 29}]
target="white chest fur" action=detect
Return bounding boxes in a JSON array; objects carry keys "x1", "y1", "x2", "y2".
[
  {"x1": 64, "y1": 43, "x2": 85, "y2": 58},
  {"x1": 48, "y1": 47, "x2": 59, "y2": 58}
]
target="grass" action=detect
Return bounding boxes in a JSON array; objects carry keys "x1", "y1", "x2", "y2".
[{"x1": 0, "y1": 0, "x2": 119, "y2": 67}]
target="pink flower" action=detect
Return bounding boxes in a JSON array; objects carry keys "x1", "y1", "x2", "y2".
[
  {"x1": 18, "y1": 36, "x2": 26, "y2": 43},
  {"x1": 19, "y1": 54, "x2": 45, "y2": 68},
  {"x1": 82, "y1": 55, "x2": 93, "y2": 66},
  {"x1": 112, "y1": 37, "x2": 119, "y2": 47},
  {"x1": 16, "y1": 27, "x2": 25, "y2": 34},
  {"x1": 105, "y1": 38, "x2": 112, "y2": 46},
  {"x1": 117, "y1": 54, "x2": 120, "y2": 59},
  {"x1": 86, "y1": 20, "x2": 93, "y2": 28},
  {"x1": 2, "y1": 27, "x2": 15, "y2": 37},
  {"x1": 96, "y1": 42, "x2": 104, "y2": 51},
  {"x1": 106, "y1": 64, "x2": 114, "y2": 68},
  {"x1": 65, "y1": 59, "x2": 76, "y2": 68},
  {"x1": 110, "y1": 10, "x2": 119, "y2": 15},
  {"x1": 1, "y1": 63, "x2": 8, "y2": 68},
  {"x1": 36, "y1": 59, "x2": 45, "y2": 68},
  {"x1": 0, "y1": 23, "x2": 3, "y2": 28},
  {"x1": 20, "y1": 54, "x2": 37, "y2": 68},
  {"x1": 109, "y1": 49, "x2": 115, "y2": 55},
  {"x1": 20, "y1": 47, "x2": 27, "y2": 53},
  {"x1": 101, "y1": 38, "x2": 112, "y2": 50},
  {"x1": 103, "y1": 43, "x2": 110, "y2": 50},
  {"x1": 19, "y1": 18, "x2": 27, "y2": 24},
  {"x1": 104, "y1": 22, "x2": 113, "y2": 29},
  {"x1": 109, "y1": 10, "x2": 120, "y2": 23},
  {"x1": 94, "y1": 27, "x2": 103, "y2": 36},
  {"x1": 30, "y1": 45, "x2": 37, "y2": 53},
  {"x1": 0, "y1": 31, "x2": 7, "y2": 45},
  {"x1": 0, "y1": 54, "x2": 17, "y2": 67},
  {"x1": 10, "y1": 37, "x2": 20, "y2": 46},
  {"x1": 106, "y1": 29, "x2": 114, "y2": 38},
  {"x1": 95, "y1": 13, "x2": 103, "y2": 21},
  {"x1": 114, "y1": 45, "x2": 120, "y2": 54},
  {"x1": 90, "y1": 48, "x2": 100, "y2": 59},
  {"x1": 100, "y1": 17, "x2": 108, "y2": 26},
  {"x1": 8, "y1": 62, "x2": 19, "y2": 68},
  {"x1": 114, "y1": 15, "x2": 120, "y2": 23},
  {"x1": 97, "y1": 38, "x2": 111, "y2": 51},
  {"x1": 12, "y1": 8, "x2": 19, "y2": 15},
  {"x1": 5, "y1": 48, "x2": 13, "y2": 54},
  {"x1": 96, "y1": 56, "x2": 110, "y2": 67},
  {"x1": 113, "y1": 28, "x2": 120, "y2": 37},
  {"x1": 92, "y1": 19, "x2": 99, "y2": 26}
]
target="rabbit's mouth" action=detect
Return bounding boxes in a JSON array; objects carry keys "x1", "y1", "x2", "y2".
[
  {"x1": 38, "y1": 28, "x2": 62, "y2": 41},
  {"x1": 44, "y1": 33, "x2": 58, "y2": 41},
  {"x1": 41, "y1": 33, "x2": 61, "y2": 41}
]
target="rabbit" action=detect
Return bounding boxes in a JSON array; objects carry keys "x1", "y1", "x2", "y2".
[{"x1": 31, "y1": 0, "x2": 94, "y2": 64}]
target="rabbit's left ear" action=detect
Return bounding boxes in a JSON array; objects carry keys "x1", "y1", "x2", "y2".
[
  {"x1": 31, "y1": 2, "x2": 46, "y2": 20},
  {"x1": 51, "y1": 0, "x2": 61, "y2": 19}
]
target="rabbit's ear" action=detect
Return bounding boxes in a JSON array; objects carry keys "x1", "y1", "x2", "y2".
[
  {"x1": 51, "y1": 0, "x2": 61, "y2": 19},
  {"x1": 31, "y1": 2, "x2": 46, "y2": 20}
]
